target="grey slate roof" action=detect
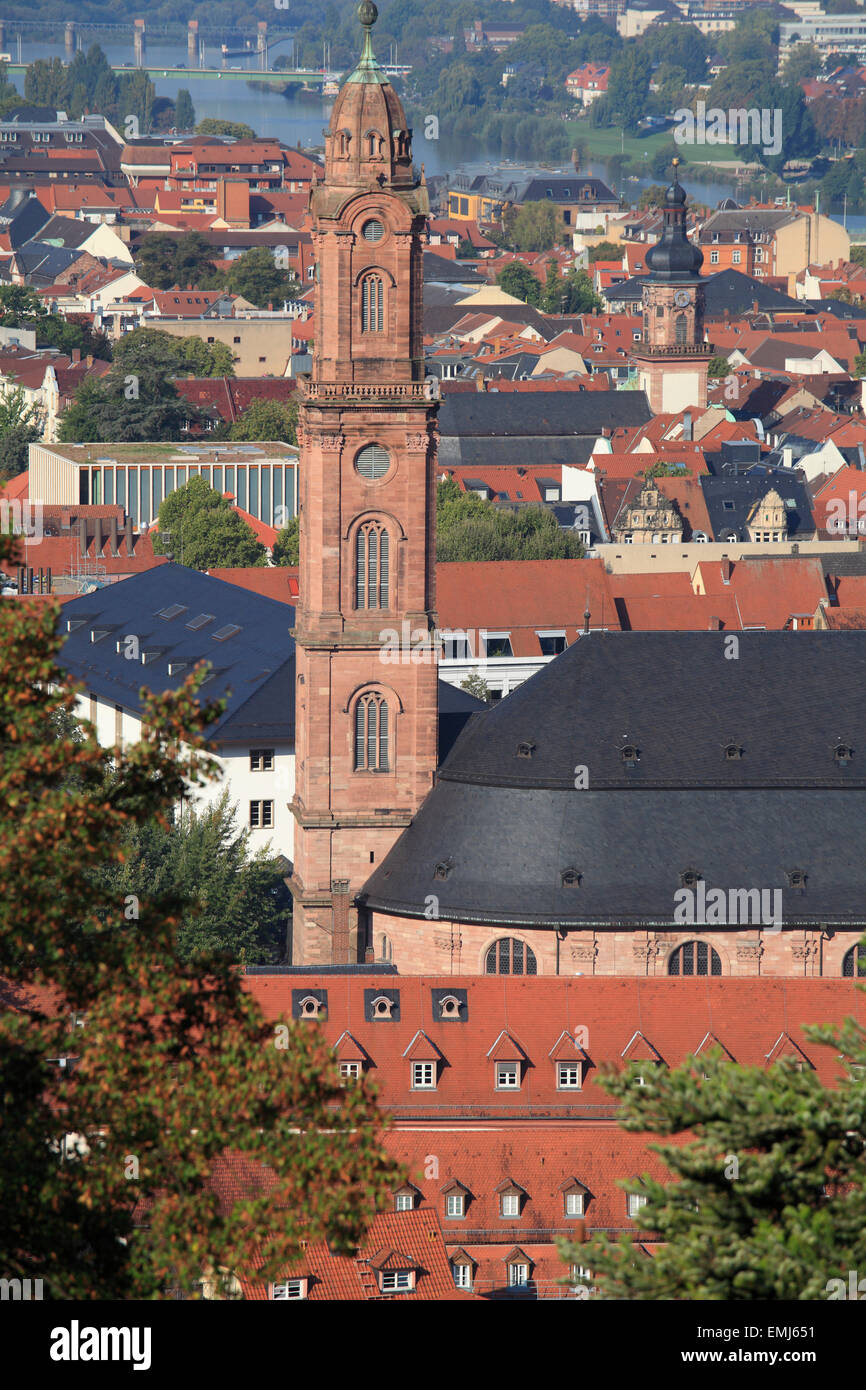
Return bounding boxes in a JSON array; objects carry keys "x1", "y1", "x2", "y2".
[
  {"x1": 360, "y1": 630, "x2": 866, "y2": 927},
  {"x1": 700, "y1": 468, "x2": 815, "y2": 541},
  {"x1": 606, "y1": 267, "x2": 807, "y2": 317},
  {"x1": 437, "y1": 389, "x2": 651, "y2": 440}
]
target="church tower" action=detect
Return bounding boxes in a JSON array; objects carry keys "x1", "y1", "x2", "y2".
[
  {"x1": 290, "y1": 1, "x2": 440, "y2": 964},
  {"x1": 633, "y1": 161, "x2": 712, "y2": 414}
]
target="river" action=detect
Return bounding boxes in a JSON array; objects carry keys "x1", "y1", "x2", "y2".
[{"x1": 6, "y1": 37, "x2": 859, "y2": 231}]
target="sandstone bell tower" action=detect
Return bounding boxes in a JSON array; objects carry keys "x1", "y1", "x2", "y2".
[
  {"x1": 633, "y1": 160, "x2": 712, "y2": 414},
  {"x1": 290, "y1": 1, "x2": 440, "y2": 964}
]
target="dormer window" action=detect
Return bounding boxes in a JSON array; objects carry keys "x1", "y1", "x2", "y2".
[
  {"x1": 371, "y1": 995, "x2": 394, "y2": 1019},
  {"x1": 557, "y1": 1061, "x2": 583, "y2": 1090},
  {"x1": 445, "y1": 1193, "x2": 465, "y2": 1218},
  {"x1": 620, "y1": 744, "x2": 640, "y2": 767},
  {"x1": 495, "y1": 1061, "x2": 520, "y2": 1090},
  {"x1": 496, "y1": 1182, "x2": 524, "y2": 1217},
  {"x1": 439, "y1": 994, "x2": 462, "y2": 1019},
  {"x1": 272, "y1": 1279, "x2": 308, "y2": 1300},
  {"x1": 834, "y1": 741, "x2": 853, "y2": 766},
  {"x1": 411, "y1": 1060, "x2": 436, "y2": 1089},
  {"x1": 339, "y1": 1061, "x2": 361, "y2": 1083},
  {"x1": 723, "y1": 742, "x2": 743, "y2": 760},
  {"x1": 394, "y1": 1186, "x2": 417, "y2": 1212},
  {"x1": 298, "y1": 995, "x2": 324, "y2": 1019},
  {"x1": 379, "y1": 1268, "x2": 414, "y2": 1294},
  {"x1": 560, "y1": 868, "x2": 581, "y2": 888}
]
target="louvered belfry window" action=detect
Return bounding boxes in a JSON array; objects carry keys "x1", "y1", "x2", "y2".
[
  {"x1": 361, "y1": 274, "x2": 384, "y2": 332},
  {"x1": 354, "y1": 694, "x2": 389, "y2": 772},
  {"x1": 355, "y1": 522, "x2": 390, "y2": 609}
]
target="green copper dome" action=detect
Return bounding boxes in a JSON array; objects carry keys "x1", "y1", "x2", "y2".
[{"x1": 347, "y1": 0, "x2": 389, "y2": 86}]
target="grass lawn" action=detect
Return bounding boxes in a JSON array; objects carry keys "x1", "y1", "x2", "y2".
[{"x1": 565, "y1": 122, "x2": 743, "y2": 166}]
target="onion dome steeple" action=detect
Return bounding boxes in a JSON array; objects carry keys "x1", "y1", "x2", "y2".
[{"x1": 645, "y1": 159, "x2": 703, "y2": 282}]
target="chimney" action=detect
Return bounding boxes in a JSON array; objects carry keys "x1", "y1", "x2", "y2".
[
  {"x1": 93, "y1": 516, "x2": 102, "y2": 556},
  {"x1": 125, "y1": 516, "x2": 133, "y2": 553},
  {"x1": 601, "y1": 426, "x2": 611, "y2": 438},
  {"x1": 71, "y1": 348, "x2": 80, "y2": 364},
  {"x1": 682, "y1": 411, "x2": 692, "y2": 442},
  {"x1": 109, "y1": 515, "x2": 119, "y2": 556},
  {"x1": 708, "y1": 616, "x2": 722, "y2": 630},
  {"x1": 720, "y1": 557, "x2": 732, "y2": 584},
  {"x1": 86, "y1": 353, "x2": 93, "y2": 368}
]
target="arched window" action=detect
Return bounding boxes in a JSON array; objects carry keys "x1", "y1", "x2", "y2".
[
  {"x1": 675, "y1": 312, "x2": 687, "y2": 346},
  {"x1": 485, "y1": 938, "x2": 537, "y2": 976},
  {"x1": 354, "y1": 692, "x2": 389, "y2": 772},
  {"x1": 380, "y1": 934, "x2": 392, "y2": 962},
  {"x1": 365, "y1": 130, "x2": 383, "y2": 158},
  {"x1": 337, "y1": 129, "x2": 351, "y2": 158},
  {"x1": 361, "y1": 274, "x2": 384, "y2": 332},
  {"x1": 843, "y1": 944, "x2": 866, "y2": 977},
  {"x1": 355, "y1": 521, "x2": 390, "y2": 609},
  {"x1": 669, "y1": 941, "x2": 721, "y2": 976}
]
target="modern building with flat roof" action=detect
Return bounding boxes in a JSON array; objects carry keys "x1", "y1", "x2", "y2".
[{"x1": 28, "y1": 440, "x2": 299, "y2": 530}]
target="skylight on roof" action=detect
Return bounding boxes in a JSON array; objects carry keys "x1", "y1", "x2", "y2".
[
  {"x1": 212, "y1": 623, "x2": 242, "y2": 641},
  {"x1": 186, "y1": 613, "x2": 215, "y2": 630},
  {"x1": 157, "y1": 603, "x2": 187, "y2": 620}
]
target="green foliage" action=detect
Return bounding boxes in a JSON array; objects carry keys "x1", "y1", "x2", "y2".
[
  {"x1": 606, "y1": 48, "x2": 652, "y2": 134},
  {"x1": 540, "y1": 263, "x2": 602, "y2": 314},
  {"x1": 153, "y1": 474, "x2": 267, "y2": 571},
  {"x1": 113, "y1": 327, "x2": 234, "y2": 381},
  {"x1": 0, "y1": 285, "x2": 109, "y2": 359},
  {"x1": 560, "y1": 1018, "x2": 866, "y2": 1299},
  {"x1": 851, "y1": 246, "x2": 866, "y2": 269},
  {"x1": 174, "y1": 88, "x2": 196, "y2": 132},
  {"x1": 587, "y1": 241, "x2": 622, "y2": 264},
  {"x1": 135, "y1": 232, "x2": 217, "y2": 292},
  {"x1": 436, "y1": 477, "x2": 584, "y2": 562},
  {"x1": 506, "y1": 200, "x2": 559, "y2": 252},
  {"x1": 853, "y1": 350, "x2": 866, "y2": 380},
  {"x1": 24, "y1": 45, "x2": 156, "y2": 131},
  {"x1": 496, "y1": 261, "x2": 542, "y2": 305},
  {"x1": 90, "y1": 791, "x2": 290, "y2": 965},
  {"x1": 196, "y1": 118, "x2": 257, "y2": 139},
  {"x1": 782, "y1": 42, "x2": 822, "y2": 88},
  {"x1": 229, "y1": 398, "x2": 298, "y2": 445},
  {"x1": 643, "y1": 461, "x2": 692, "y2": 479},
  {"x1": 460, "y1": 671, "x2": 491, "y2": 703},
  {"x1": 0, "y1": 386, "x2": 43, "y2": 480},
  {"x1": 0, "y1": 560, "x2": 400, "y2": 1298},
  {"x1": 222, "y1": 247, "x2": 301, "y2": 309},
  {"x1": 57, "y1": 372, "x2": 199, "y2": 445},
  {"x1": 272, "y1": 518, "x2": 300, "y2": 567},
  {"x1": 708, "y1": 354, "x2": 730, "y2": 378}
]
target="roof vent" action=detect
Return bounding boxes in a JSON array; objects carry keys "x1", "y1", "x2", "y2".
[
  {"x1": 620, "y1": 743, "x2": 640, "y2": 767},
  {"x1": 834, "y1": 741, "x2": 853, "y2": 766},
  {"x1": 786, "y1": 868, "x2": 807, "y2": 890},
  {"x1": 560, "y1": 868, "x2": 582, "y2": 888},
  {"x1": 679, "y1": 868, "x2": 702, "y2": 888},
  {"x1": 433, "y1": 858, "x2": 453, "y2": 881},
  {"x1": 516, "y1": 740, "x2": 536, "y2": 759},
  {"x1": 723, "y1": 742, "x2": 743, "y2": 760}
]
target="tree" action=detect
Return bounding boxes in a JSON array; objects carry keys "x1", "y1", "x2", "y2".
[
  {"x1": 708, "y1": 354, "x2": 730, "y2": 377},
  {"x1": 436, "y1": 478, "x2": 584, "y2": 561},
  {"x1": 135, "y1": 232, "x2": 217, "y2": 292},
  {"x1": 0, "y1": 544, "x2": 400, "y2": 1298},
  {"x1": 496, "y1": 262, "x2": 543, "y2": 305},
  {"x1": 229, "y1": 398, "x2": 299, "y2": 445},
  {"x1": 0, "y1": 387, "x2": 43, "y2": 480},
  {"x1": 175, "y1": 88, "x2": 196, "y2": 131},
  {"x1": 639, "y1": 185, "x2": 670, "y2": 210},
  {"x1": 460, "y1": 671, "x2": 491, "y2": 703},
  {"x1": 91, "y1": 790, "x2": 290, "y2": 965},
  {"x1": 782, "y1": 42, "x2": 822, "y2": 88},
  {"x1": 272, "y1": 518, "x2": 300, "y2": 567},
  {"x1": 110, "y1": 327, "x2": 234, "y2": 382},
  {"x1": 643, "y1": 461, "x2": 692, "y2": 478},
  {"x1": 222, "y1": 248, "x2": 301, "y2": 309},
  {"x1": 196, "y1": 118, "x2": 257, "y2": 139},
  {"x1": 152, "y1": 475, "x2": 267, "y2": 571},
  {"x1": 57, "y1": 372, "x2": 200, "y2": 444},
  {"x1": 561, "y1": 1015, "x2": 866, "y2": 1299},
  {"x1": 606, "y1": 49, "x2": 652, "y2": 133},
  {"x1": 541, "y1": 264, "x2": 602, "y2": 314},
  {"x1": 508, "y1": 200, "x2": 559, "y2": 252},
  {"x1": 851, "y1": 246, "x2": 866, "y2": 269},
  {"x1": 587, "y1": 241, "x2": 622, "y2": 263},
  {"x1": 853, "y1": 351, "x2": 866, "y2": 379}
]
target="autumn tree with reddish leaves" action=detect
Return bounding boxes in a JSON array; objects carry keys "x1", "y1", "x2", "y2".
[{"x1": 0, "y1": 535, "x2": 400, "y2": 1299}]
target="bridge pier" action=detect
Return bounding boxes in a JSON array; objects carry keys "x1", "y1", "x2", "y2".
[
  {"x1": 64, "y1": 21, "x2": 75, "y2": 57},
  {"x1": 133, "y1": 17, "x2": 145, "y2": 68},
  {"x1": 258, "y1": 20, "x2": 267, "y2": 72},
  {"x1": 188, "y1": 20, "x2": 197, "y2": 64}
]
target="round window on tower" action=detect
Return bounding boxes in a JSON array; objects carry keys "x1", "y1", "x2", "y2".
[
  {"x1": 362, "y1": 219, "x2": 385, "y2": 243},
  {"x1": 356, "y1": 444, "x2": 391, "y2": 480}
]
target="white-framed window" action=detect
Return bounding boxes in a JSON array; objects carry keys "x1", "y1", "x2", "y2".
[
  {"x1": 508, "y1": 1262, "x2": 529, "y2": 1286},
  {"x1": 627, "y1": 1192, "x2": 648, "y2": 1218},
  {"x1": 445, "y1": 1193, "x2": 465, "y2": 1218},
  {"x1": 732, "y1": 250, "x2": 741, "y2": 265},
  {"x1": 482, "y1": 631, "x2": 513, "y2": 659},
  {"x1": 395, "y1": 1191, "x2": 413, "y2": 1212},
  {"x1": 272, "y1": 1279, "x2": 306, "y2": 1300},
  {"x1": 755, "y1": 248, "x2": 763, "y2": 263},
  {"x1": 452, "y1": 1262, "x2": 472, "y2": 1289},
  {"x1": 537, "y1": 631, "x2": 566, "y2": 656},
  {"x1": 339, "y1": 1061, "x2": 361, "y2": 1083},
  {"x1": 500, "y1": 1192, "x2": 520, "y2": 1218},
  {"x1": 380, "y1": 1269, "x2": 414, "y2": 1293},
  {"x1": 571, "y1": 1264, "x2": 592, "y2": 1284},
  {"x1": 565, "y1": 1191, "x2": 585, "y2": 1217},
  {"x1": 710, "y1": 249, "x2": 719, "y2": 264},
  {"x1": 411, "y1": 1061, "x2": 435, "y2": 1089},
  {"x1": 249, "y1": 800, "x2": 273, "y2": 828},
  {"x1": 557, "y1": 1062, "x2": 582, "y2": 1090},
  {"x1": 495, "y1": 1061, "x2": 520, "y2": 1089},
  {"x1": 250, "y1": 748, "x2": 274, "y2": 771}
]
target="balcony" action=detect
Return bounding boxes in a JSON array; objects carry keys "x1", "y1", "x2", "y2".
[{"x1": 300, "y1": 379, "x2": 433, "y2": 403}]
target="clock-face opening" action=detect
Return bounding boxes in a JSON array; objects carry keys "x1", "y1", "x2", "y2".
[{"x1": 673, "y1": 290, "x2": 690, "y2": 307}]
